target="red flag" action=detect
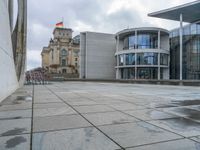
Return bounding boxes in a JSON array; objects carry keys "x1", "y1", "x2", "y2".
[{"x1": 56, "y1": 22, "x2": 63, "y2": 28}]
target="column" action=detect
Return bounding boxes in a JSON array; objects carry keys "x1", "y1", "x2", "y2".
[
  {"x1": 158, "y1": 30, "x2": 161, "y2": 80},
  {"x1": 179, "y1": 14, "x2": 183, "y2": 80},
  {"x1": 135, "y1": 30, "x2": 137, "y2": 79}
]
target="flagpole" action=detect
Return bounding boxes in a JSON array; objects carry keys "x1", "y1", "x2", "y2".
[{"x1": 62, "y1": 17, "x2": 64, "y2": 28}]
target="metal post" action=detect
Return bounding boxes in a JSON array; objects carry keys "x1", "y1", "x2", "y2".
[
  {"x1": 158, "y1": 30, "x2": 161, "y2": 80},
  {"x1": 180, "y1": 14, "x2": 183, "y2": 80},
  {"x1": 135, "y1": 30, "x2": 137, "y2": 79}
]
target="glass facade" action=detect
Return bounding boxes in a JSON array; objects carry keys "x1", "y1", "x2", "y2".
[
  {"x1": 137, "y1": 33, "x2": 158, "y2": 49},
  {"x1": 137, "y1": 53, "x2": 158, "y2": 65},
  {"x1": 123, "y1": 32, "x2": 158, "y2": 50},
  {"x1": 123, "y1": 35, "x2": 136, "y2": 49},
  {"x1": 170, "y1": 23, "x2": 200, "y2": 80},
  {"x1": 119, "y1": 55, "x2": 124, "y2": 66},
  {"x1": 160, "y1": 53, "x2": 168, "y2": 65},
  {"x1": 125, "y1": 53, "x2": 135, "y2": 65},
  {"x1": 117, "y1": 28, "x2": 169, "y2": 80},
  {"x1": 137, "y1": 68, "x2": 158, "y2": 79}
]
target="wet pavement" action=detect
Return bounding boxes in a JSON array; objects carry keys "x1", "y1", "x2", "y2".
[{"x1": 0, "y1": 82, "x2": 200, "y2": 149}]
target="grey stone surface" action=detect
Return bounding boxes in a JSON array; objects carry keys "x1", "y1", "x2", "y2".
[
  {"x1": 99, "y1": 122, "x2": 181, "y2": 148},
  {"x1": 148, "y1": 118, "x2": 200, "y2": 137},
  {"x1": 34, "y1": 107, "x2": 77, "y2": 117},
  {"x1": 2, "y1": 82, "x2": 200, "y2": 149},
  {"x1": 0, "y1": 109, "x2": 31, "y2": 119},
  {"x1": 32, "y1": 127, "x2": 120, "y2": 150},
  {"x1": 124, "y1": 109, "x2": 177, "y2": 121},
  {"x1": 83, "y1": 111, "x2": 139, "y2": 126},
  {"x1": 0, "y1": 103, "x2": 32, "y2": 111},
  {"x1": 0, "y1": 134, "x2": 30, "y2": 150},
  {"x1": 109, "y1": 103, "x2": 146, "y2": 111},
  {"x1": 34, "y1": 102, "x2": 65, "y2": 109},
  {"x1": 0, "y1": 118, "x2": 31, "y2": 136},
  {"x1": 126, "y1": 139, "x2": 200, "y2": 150},
  {"x1": 74, "y1": 105, "x2": 115, "y2": 114},
  {"x1": 190, "y1": 136, "x2": 200, "y2": 143},
  {"x1": 33, "y1": 114, "x2": 91, "y2": 132}
]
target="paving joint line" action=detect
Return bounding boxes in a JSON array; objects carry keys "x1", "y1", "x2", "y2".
[
  {"x1": 30, "y1": 84, "x2": 34, "y2": 150},
  {"x1": 45, "y1": 85, "x2": 125, "y2": 150}
]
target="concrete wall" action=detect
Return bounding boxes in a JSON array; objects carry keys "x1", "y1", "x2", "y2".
[
  {"x1": 80, "y1": 32, "x2": 116, "y2": 79},
  {"x1": 0, "y1": 0, "x2": 19, "y2": 102}
]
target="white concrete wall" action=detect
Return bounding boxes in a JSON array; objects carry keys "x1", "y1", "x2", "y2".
[
  {"x1": 80, "y1": 32, "x2": 116, "y2": 79},
  {"x1": 0, "y1": 0, "x2": 19, "y2": 102}
]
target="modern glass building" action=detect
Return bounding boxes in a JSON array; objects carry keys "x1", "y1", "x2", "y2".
[
  {"x1": 115, "y1": 27, "x2": 170, "y2": 80},
  {"x1": 149, "y1": 0, "x2": 200, "y2": 80},
  {"x1": 170, "y1": 23, "x2": 200, "y2": 79}
]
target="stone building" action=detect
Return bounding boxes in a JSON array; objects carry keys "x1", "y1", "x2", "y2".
[{"x1": 41, "y1": 27, "x2": 80, "y2": 75}]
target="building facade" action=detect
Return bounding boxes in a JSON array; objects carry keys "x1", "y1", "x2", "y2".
[
  {"x1": 80, "y1": 32, "x2": 116, "y2": 79},
  {"x1": 115, "y1": 27, "x2": 170, "y2": 80},
  {"x1": 41, "y1": 28, "x2": 80, "y2": 75},
  {"x1": 170, "y1": 23, "x2": 200, "y2": 80}
]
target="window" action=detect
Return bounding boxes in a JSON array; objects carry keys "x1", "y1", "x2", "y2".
[
  {"x1": 160, "y1": 53, "x2": 168, "y2": 65},
  {"x1": 75, "y1": 63, "x2": 78, "y2": 67},
  {"x1": 137, "y1": 53, "x2": 158, "y2": 65},
  {"x1": 61, "y1": 49, "x2": 67, "y2": 56},
  {"x1": 62, "y1": 69, "x2": 66, "y2": 73},
  {"x1": 61, "y1": 59, "x2": 66, "y2": 66},
  {"x1": 119, "y1": 55, "x2": 124, "y2": 66},
  {"x1": 125, "y1": 53, "x2": 135, "y2": 65},
  {"x1": 137, "y1": 33, "x2": 158, "y2": 49},
  {"x1": 75, "y1": 58, "x2": 78, "y2": 61}
]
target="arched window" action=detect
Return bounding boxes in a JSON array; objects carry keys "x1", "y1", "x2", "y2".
[{"x1": 61, "y1": 49, "x2": 67, "y2": 56}]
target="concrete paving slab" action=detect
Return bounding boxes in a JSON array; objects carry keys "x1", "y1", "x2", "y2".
[
  {"x1": 0, "y1": 118, "x2": 31, "y2": 136},
  {"x1": 67, "y1": 100, "x2": 98, "y2": 106},
  {"x1": 0, "y1": 109, "x2": 31, "y2": 119},
  {"x1": 33, "y1": 114, "x2": 91, "y2": 132},
  {"x1": 126, "y1": 139, "x2": 200, "y2": 150},
  {"x1": 83, "y1": 111, "x2": 139, "y2": 126},
  {"x1": 109, "y1": 103, "x2": 146, "y2": 111},
  {"x1": 0, "y1": 103, "x2": 32, "y2": 112},
  {"x1": 148, "y1": 118, "x2": 200, "y2": 137},
  {"x1": 32, "y1": 127, "x2": 120, "y2": 150},
  {"x1": 0, "y1": 134, "x2": 30, "y2": 150},
  {"x1": 74, "y1": 105, "x2": 115, "y2": 114},
  {"x1": 34, "y1": 107, "x2": 77, "y2": 117},
  {"x1": 99, "y1": 122, "x2": 181, "y2": 148},
  {"x1": 124, "y1": 109, "x2": 177, "y2": 121},
  {"x1": 34, "y1": 102, "x2": 65, "y2": 109},
  {"x1": 190, "y1": 136, "x2": 200, "y2": 143}
]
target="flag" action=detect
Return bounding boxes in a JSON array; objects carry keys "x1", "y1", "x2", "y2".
[{"x1": 56, "y1": 22, "x2": 63, "y2": 28}]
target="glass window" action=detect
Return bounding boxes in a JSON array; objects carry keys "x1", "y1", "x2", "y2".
[
  {"x1": 61, "y1": 49, "x2": 67, "y2": 56},
  {"x1": 119, "y1": 55, "x2": 124, "y2": 66},
  {"x1": 121, "y1": 68, "x2": 135, "y2": 79},
  {"x1": 123, "y1": 37, "x2": 129, "y2": 50},
  {"x1": 160, "y1": 53, "x2": 168, "y2": 65},
  {"x1": 129, "y1": 35, "x2": 135, "y2": 49},
  {"x1": 137, "y1": 53, "x2": 158, "y2": 65},
  {"x1": 125, "y1": 53, "x2": 135, "y2": 65},
  {"x1": 137, "y1": 68, "x2": 158, "y2": 79},
  {"x1": 137, "y1": 33, "x2": 158, "y2": 49},
  {"x1": 61, "y1": 59, "x2": 66, "y2": 66}
]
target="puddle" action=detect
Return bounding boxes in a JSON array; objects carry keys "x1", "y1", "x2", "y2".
[
  {"x1": 1, "y1": 128, "x2": 26, "y2": 136},
  {"x1": 172, "y1": 100, "x2": 200, "y2": 106},
  {"x1": 5, "y1": 136, "x2": 27, "y2": 148},
  {"x1": 161, "y1": 118, "x2": 200, "y2": 131},
  {"x1": 172, "y1": 108, "x2": 200, "y2": 121},
  {"x1": 13, "y1": 96, "x2": 32, "y2": 104},
  {"x1": 149, "y1": 110, "x2": 175, "y2": 120}
]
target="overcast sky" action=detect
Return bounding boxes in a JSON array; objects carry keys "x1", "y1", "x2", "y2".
[{"x1": 26, "y1": 0, "x2": 194, "y2": 70}]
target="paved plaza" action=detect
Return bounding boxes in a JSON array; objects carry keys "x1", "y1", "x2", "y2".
[{"x1": 0, "y1": 82, "x2": 200, "y2": 149}]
